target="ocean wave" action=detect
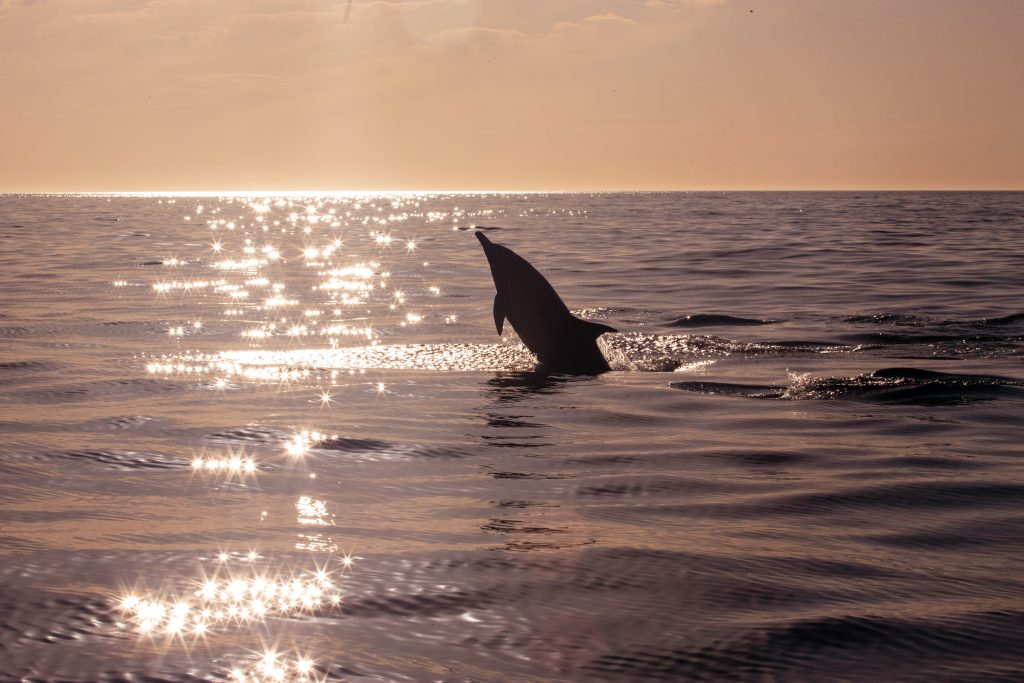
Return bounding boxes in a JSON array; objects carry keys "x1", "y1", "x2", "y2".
[
  {"x1": 845, "y1": 331, "x2": 1019, "y2": 346},
  {"x1": 10, "y1": 449, "x2": 191, "y2": 471},
  {"x1": 838, "y1": 313, "x2": 1024, "y2": 359},
  {"x1": 672, "y1": 367, "x2": 1024, "y2": 405},
  {"x1": 0, "y1": 359, "x2": 57, "y2": 371},
  {"x1": 11, "y1": 378, "x2": 186, "y2": 404},
  {"x1": 605, "y1": 334, "x2": 844, "y2": 372},
  {"x1": 845, "y1": 311, "x2": 1024, "y2": 329},
  {"x1": 582, "y1": 610, "x2": 1024, "y2": 682},
  {"x1": 666, "y1": 314, "x2": 778, "y2": 328},
  {"x1": 208, "y1": 424, "x2": 475, "y2": 460}
]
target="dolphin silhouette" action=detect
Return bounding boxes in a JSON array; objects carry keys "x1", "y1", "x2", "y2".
[{"x1": 476, "y1": 231, "x2": 617, "y2": 374}]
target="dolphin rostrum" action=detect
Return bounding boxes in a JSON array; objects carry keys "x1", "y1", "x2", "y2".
[{"x1": 476, "y1": 231, "x2": 617, "y2": 374}]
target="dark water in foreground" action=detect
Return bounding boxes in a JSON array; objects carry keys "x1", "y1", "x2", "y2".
[{"x1": 1, "y1": 192, "x2": 1022, "y2": 682}]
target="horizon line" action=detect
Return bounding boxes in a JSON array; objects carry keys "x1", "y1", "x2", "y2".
[{"x1": 2, "y1": 188, "x2": 1023, "y2": 196}]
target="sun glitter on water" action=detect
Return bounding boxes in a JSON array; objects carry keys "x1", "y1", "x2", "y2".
[
  {"x1": 120, "y1": 194, "x2": 513, "y2": 679},
  {"x1": 117, "y1": 561, "x2": 345, "y2": 639},
  {"x1": 147, "y1": 194, "x2": 455, "y2": 361}
]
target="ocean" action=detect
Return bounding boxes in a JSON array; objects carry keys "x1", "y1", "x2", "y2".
[{"x1": 1, "y1": 191, "x2": 1022, "y2": 681}]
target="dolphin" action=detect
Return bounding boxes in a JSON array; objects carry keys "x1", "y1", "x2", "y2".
[{"x1": 476, "y1": 231, "x2": 617, "y2": 374}]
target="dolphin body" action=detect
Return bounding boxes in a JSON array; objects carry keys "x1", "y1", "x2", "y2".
[{"x1": 476, "y1": 231, "x2": 616, "y2": 374}]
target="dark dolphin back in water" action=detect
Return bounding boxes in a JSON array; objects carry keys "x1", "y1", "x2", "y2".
[{"x1": 476, "y1": 231, "x2": 616, "y2": 374}]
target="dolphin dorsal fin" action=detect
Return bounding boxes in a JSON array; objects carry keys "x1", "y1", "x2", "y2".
[
  {"x1": 493, "y1": 293, "x2": 506, "y2": 335},
  {"x1": 575, "y1": 318, "x2": 617, "y2": 338}
]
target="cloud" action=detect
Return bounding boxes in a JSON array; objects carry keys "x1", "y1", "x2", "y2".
[
  {"x1": 550, "y1": 12, "x2": 639, "y2": 40},
  {"x1": 642, "y1": 0, "x2": 726, "y2": 7},
  {"x1": 1, "y1": 0, "x2": 44, "y2": 7}
]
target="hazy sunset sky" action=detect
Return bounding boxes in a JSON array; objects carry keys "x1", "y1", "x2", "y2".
[{"x1": 2, "y1": 0, "x2": 1021, "y2": 191}]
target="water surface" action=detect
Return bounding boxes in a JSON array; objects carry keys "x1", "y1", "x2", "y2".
[{"x1": 1, "y1": 192, "x2": 1023, "y2": 681}]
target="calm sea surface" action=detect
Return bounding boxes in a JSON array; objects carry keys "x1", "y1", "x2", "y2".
[{"x1": 1, "y1": 192, "x2": 1022, "y2": 682}]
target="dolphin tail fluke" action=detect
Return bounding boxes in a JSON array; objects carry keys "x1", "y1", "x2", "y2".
[
  {"x1": 493, "y1": 294, "x2": 506, "y2": 335},
  {"x1": 575, "y1": 318, "x2": 617, "y2": 338}
]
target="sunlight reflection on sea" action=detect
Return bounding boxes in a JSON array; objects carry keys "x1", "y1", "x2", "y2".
[{"x1": 1, "y1": 192, "x2": 1023, "y2": 681}]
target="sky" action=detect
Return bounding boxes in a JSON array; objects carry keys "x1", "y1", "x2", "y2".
[{"x1": 1, "y1": 0, "x2": 1022, "y2": 191}]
